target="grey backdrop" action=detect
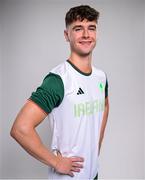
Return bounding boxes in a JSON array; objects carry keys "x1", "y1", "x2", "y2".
[{"x1": 1, "y1": 0, "x2": 144, "y2": 179}]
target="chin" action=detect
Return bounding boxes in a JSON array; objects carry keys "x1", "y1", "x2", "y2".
[
  {"x1": 78, "y1": 48, "x2": 94, "y2": 56},
  {"x1": 78, "y1": 46, "x2": 95, "y2": 55},
  {"x1": 78, "y1": 51, "x2": 92, "y2": 57}
]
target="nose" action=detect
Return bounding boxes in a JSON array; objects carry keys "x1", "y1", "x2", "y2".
[{"x1": 82, "y1": 29, "x2": 89, "y2": 38}]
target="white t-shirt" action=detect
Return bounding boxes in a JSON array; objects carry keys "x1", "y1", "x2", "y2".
[{"x1": 48, "y1": 60, "x2": 107, "y2": 179}]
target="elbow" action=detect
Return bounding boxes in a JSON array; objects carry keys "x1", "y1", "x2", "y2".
[
  {"x1": 10, "y1": 122, "x2": 30, "y2": 141},
  {"x1": 10, "y1": 125, "x2": 19, "y2": 140},
  {"x1": 10, "y1": 126, "x2": 15, "y2": 138}
]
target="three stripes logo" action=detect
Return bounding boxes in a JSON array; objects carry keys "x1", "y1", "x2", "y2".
[{"x1": 77, "y1": 88, "x2": 84, "y2": 95}]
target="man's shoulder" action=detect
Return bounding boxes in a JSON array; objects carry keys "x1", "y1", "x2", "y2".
[
  {"x1": 92, "y1": 65, "x2": 106, "y2": 78},
  {"x1": 50, "y1": 61, "x2": 67, "y2": 76}
]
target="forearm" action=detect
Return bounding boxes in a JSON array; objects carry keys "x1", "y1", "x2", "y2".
[
  {"x1": 11, "y1": 126, "x2": 57, "y2": 168},
  {"x1": 11, "y1": 101, "x2": 84, "y2": 177}
]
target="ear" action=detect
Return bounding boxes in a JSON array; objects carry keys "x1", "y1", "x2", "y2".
[{"x1": 64, "y1": 30, "x2": 69, "y2": 42}]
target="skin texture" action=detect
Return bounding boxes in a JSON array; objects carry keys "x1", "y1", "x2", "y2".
[
  {"x1": 64, "y1": 19, "x2": 97, "y2": 74},
  {"x1": 11, "y1": 100, "x2": 84, "y2": 177},
  {"x1": 11, "y1": 19, "x2": 109, "y2": 177},
  {"x1": 64, "y1": 19, "x2": 97, "y2": 57}
]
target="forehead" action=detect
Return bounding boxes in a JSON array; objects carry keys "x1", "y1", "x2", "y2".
[{"x1": 67, "y1": 19, "x2": 97, "y2": 29}]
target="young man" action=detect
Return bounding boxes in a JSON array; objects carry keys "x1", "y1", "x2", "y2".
[{"x1": 10, "y1": 5, "x2": 109, "y2": 179}]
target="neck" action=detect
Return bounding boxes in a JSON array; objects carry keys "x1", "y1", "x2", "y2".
[{"x1": 69, "y1": 52, "x2": 92, "y2": 74}]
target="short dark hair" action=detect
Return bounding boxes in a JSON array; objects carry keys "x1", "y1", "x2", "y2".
[{"x1": 65, "y1": 5, "x2": 100, "y2": 27}]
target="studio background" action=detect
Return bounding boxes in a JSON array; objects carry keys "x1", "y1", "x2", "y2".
[{"x1": 0, "y1": 0, "x2": 144, "y2": 179}]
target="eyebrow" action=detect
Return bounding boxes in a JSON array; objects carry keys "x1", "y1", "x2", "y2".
[
  {"x1": 72, "y1": 25, "x2": 83, "y2": 30},
  {"x1": 89, "y1": 25, "x2": 96, "y2": 29},
  {"x1": 72, "y1": 24, "x2": 96, "y2": 30}
]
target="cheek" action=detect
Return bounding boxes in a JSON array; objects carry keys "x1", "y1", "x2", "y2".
[
  {"x1": 69, "y1": 35, "x2": 78, "y2": 44},
  {"x1": 68, "y1": 32, "x2": 81, "y2": 42},
  {"x1": 92, "y1": 33, "x2": 97, "y2": 41},
  {"x1": 89, "y1": 31, "x2": 96, "y2": 38}
]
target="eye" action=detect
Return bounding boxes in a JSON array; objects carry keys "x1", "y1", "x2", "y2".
[
  {"x1": 74, "y1": 28, "x2": 82, "y2": 31},
  {"x1": 88, "y1": 26, "x2": 96, "y2": 31},
  {"x1": 89, "y1": 28, "x2": 96, "y2": 31},
  {"x1": 73, "y1": 26, "x2": 83, "y2": 32}
]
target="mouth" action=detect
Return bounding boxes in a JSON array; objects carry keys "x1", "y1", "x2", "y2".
[{"x1": 79, "y1": 41, "x2": 92, "y2": 45}]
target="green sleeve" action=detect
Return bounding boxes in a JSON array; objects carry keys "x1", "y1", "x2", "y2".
[
  {"x1": 105, "y1": 78, "x2": 108, "y2": 98},
  {"x1": 29, "y1": 73, "x2": 64, "y2": 114}
]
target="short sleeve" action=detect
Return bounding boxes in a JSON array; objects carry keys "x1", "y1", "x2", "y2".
[
  {"x1": 29, "y1": 73, "x2": 64, "y2": 114},
  {"x1": 105, "y1": 78, "x2": 108, "y2": 98}
]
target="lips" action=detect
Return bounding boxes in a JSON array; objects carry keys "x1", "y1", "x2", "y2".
[{"x1": 79, "y1": 41, "x2": 92, "y2": 45}]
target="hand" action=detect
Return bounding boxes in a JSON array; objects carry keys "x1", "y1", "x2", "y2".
[{"x1": 55, "y1": 153, "x2": 84, "y2": 177}]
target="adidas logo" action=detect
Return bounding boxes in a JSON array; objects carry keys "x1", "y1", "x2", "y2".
[{"x1": 77, "y1": 88, "x2": 84, "y2": 95}]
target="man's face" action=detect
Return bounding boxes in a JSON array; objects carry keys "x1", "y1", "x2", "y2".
[{"x1": 64, "y1": 19, "x2": 97, "y2": 56}]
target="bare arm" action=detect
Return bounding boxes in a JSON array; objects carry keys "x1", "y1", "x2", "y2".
[
  {"x1": 10, "y1": 100, "x2": 84, "y2": 177},
  {"x1": 98, "y1": 97, "x2": 109, "y2": 155}
]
